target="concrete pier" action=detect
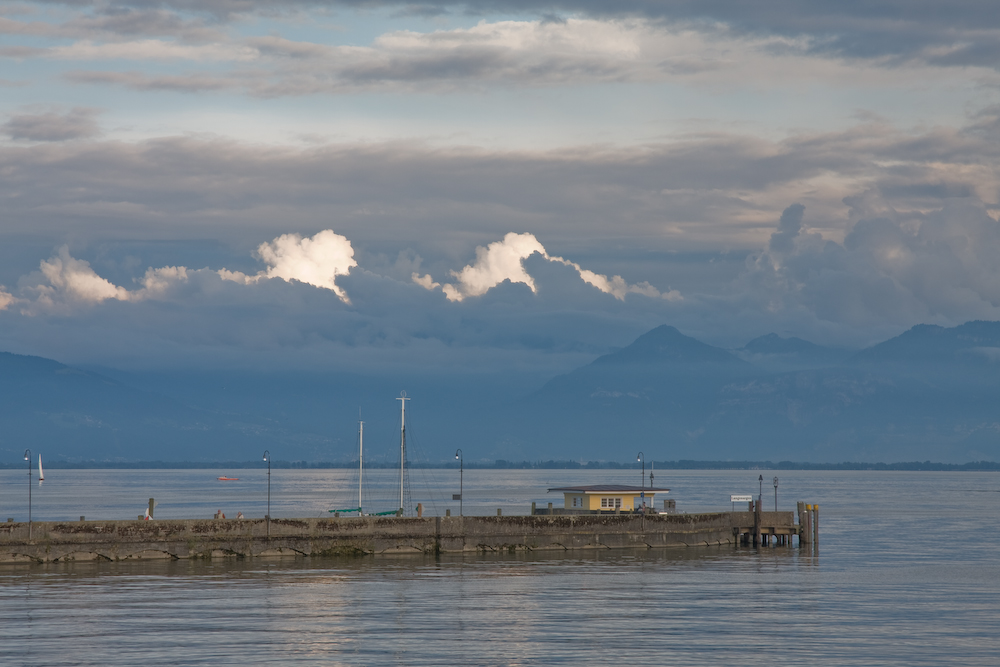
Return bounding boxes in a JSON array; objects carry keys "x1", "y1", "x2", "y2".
[{"x1": 0, "y1": 510, "x2": 803, "y2": 563}]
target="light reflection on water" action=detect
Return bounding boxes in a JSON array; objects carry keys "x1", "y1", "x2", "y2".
[{"x1": 0, "y1": 470, "x2": 998, "y2": 666}]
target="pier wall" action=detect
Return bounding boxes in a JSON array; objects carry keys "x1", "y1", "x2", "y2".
[{"x1": 0, "y1": 511, "x2": 795, "y2": 563}]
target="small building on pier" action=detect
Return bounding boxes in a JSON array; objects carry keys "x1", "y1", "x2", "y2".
[{"x1": 548, "y1": 485, "x2": 670, "y2": 512}]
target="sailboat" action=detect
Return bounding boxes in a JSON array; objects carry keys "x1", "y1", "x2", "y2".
[
  {"x1": 330, "y1": 416, "x2": 365, "y2": 516},
  {"x1": 330, "y1": 395, "x2": 410, "y2": 517},
  {"x1": 38, "y1": 454, "x2": 44, "y2": 485}
]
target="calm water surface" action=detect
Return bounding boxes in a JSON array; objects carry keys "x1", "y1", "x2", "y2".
[{"x1": 0, "y1": 469, "x2": 998, "y2": 666}]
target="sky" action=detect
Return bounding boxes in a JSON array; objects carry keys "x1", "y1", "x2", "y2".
[{"x1": 2, "y1": 0, "x2": 1000, "y2": 378}]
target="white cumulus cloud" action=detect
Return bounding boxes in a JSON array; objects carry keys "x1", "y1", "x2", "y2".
[
  {"x1": 37, "y1": 246, "x2": 131, "y2": 305},
  {"x1": 439, "y1": 232, "x2": 547, "y2": 301},
  {"x1": 255, "y1": 230, "x2": 357, "y2": 303},
  {"x1": 418, "y1": 231, "x2": 679, "y2": 302},
  {"x1": 21, "y1": 247, "x2": 191, "y2": 312}
]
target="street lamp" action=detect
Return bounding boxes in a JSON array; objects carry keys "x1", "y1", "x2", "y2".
[
  {"x1": 773, "y1": 476, "x2": 779, "y2": 512},
  {"x1": 455, "y1": 449, "x2": 463, "y2": 517},
  {"x1": 263, "y1": 450, "x2": 270, "y2": 536},
  {"x1": 23, "y1": 449, "x2": 31, "y2": 539},
  {"x1": 637, "y1": 452, "x2": 645, "y2": 511}
]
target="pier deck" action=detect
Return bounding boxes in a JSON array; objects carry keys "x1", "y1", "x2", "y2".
[{"x1": 0, "y1": 510, "x2": 805, "y2": 563}]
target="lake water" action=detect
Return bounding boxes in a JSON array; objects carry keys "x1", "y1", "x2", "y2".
[{"x1": 1, "y1": 469, "x2": 998, "y2": 666}]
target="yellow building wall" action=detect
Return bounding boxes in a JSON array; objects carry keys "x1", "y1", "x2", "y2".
[{"x1": 563, "y1": 494, "x2": 656, "y2": 510}]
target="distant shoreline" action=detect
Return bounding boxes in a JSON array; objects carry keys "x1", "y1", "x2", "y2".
[{"x1": 2, "y1": 459, "x2": 998, "y2": 471}]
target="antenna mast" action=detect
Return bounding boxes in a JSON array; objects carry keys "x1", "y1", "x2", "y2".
[
  {"x1": 397, "y1": 391, "x2": 409, "y2": 513},
  {"x1": 358, "y1": 413, "x2": 364, "y2": 513}
]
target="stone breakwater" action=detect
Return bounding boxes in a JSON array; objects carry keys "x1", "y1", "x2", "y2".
[{"x1": 0, "y1": 512, "x2": 797, "y2": 563}]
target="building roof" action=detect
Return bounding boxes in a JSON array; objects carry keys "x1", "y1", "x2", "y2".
[{"x1": 548, "y1": 485, "x2": 670, "y2": 494}]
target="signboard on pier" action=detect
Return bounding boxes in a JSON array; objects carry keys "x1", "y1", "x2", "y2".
[{"x1": 730, "y1": 495, "x2": 752, "y2": 502}]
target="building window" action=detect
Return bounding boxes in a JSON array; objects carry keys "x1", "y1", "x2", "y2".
[{"x1": 600, "y1": 498, "x2": 622, "y2": 509}]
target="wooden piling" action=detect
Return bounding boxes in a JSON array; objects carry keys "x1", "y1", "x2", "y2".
[{"x1": 753, "y1": 499, "x2": 762, "y2": 547}]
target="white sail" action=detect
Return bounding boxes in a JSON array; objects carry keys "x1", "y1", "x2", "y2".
[{"x1": 38, "y1": 454, "x2": 44, "y2": 484}]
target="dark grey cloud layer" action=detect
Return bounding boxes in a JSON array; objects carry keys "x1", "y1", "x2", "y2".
[
  {"x1": 2, "y1": 107, "x2": 102, "y2": 141},
  {"x1": 1, "y1": 109, "x2": 996, "y2": 249},
  {"x1": 30, "y1": 0, "x2": 1000, "y2": 67}
]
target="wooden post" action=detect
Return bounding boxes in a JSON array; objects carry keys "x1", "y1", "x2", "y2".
[
  {"x1": 497, "y1": 508, "x2": 502, "y2": 517},
  {"x1": 417, "y1": 503, "x2": 423, "y2": 518},
  {"x1": 813, "y1": 504, "x2": 819, "y2": 544},
  {"x1": 753, "y1": 499, "x2": 761, "y2": 547},
  {"x1": 148, "y1": 498, "x2": 155, "y2": 520},
  {"x1": 446, "y1": 509, "x2": 451, "y2": 516}
]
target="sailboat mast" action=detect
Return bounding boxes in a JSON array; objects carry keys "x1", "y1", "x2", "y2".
[
  {"x1": 397, "y1": 391, "x2": 409, "y2": 512},
  {"x1": 358, "y1": 418, "x2": 364, "y2": 512}
]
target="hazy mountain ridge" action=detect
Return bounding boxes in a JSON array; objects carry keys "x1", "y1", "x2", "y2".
[
  {"x1": 3, "y1": 321, "x2": 1000, "y2": 463},
  {"x1": 733, "y1": 333, "x2": 851, "y2": 372},
  {"x1": 0, "y1": 351, "x2": 340, "y2": 462},
  {"x1": 522, "y1": 321, "x2": 1000, "y2": 463}
]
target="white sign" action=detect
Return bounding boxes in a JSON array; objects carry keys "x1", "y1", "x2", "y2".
[{"x1": 730, "y1": 494, "x2": 753, "y2": 502}]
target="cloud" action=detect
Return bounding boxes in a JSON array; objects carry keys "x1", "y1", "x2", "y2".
[
  {"x1": 418, "y1": 231, "x2": 679, "y2": 302},
  {"x1": 49, "y1": 38, "x2": 253, "y2": 61},
  {"x1": 254, "y1": 230, "x2": 358, "y2": 302},
  {"x1": 741, "y1": 196, "x2": 1000, "y2": 327},
  {"x1": 58, "y1": 19, "x2": 715, "y2": 96},
  {"x1": 0, "y1": 288, "x2": 17, "y2": 311},
  {"x1": 1, "y1": 10, "x2": 223, "y2": 42},
  {"x1": 23, "y1": 0, "x2": 1000, "y2": 70},
  {"x1": 32, "y1": 245, "x2": 132, "y2": 307},
  {"x1": 137, "y1": 265, "x2": 189, "y2": 298},
  {"x1": 41, "y1": 15, "x2": 979, "y2": 98},
  {"x1": 63, "y1": 9, "x2": 225, "y2": 43},
  {"x1": 64, "y1": 69, "x2": 233, "y2": 92},
  {"x1": 3, "y1": 107, "x2": 102, "y2": 141},
  {"x1": 19, "y1": 230, "x2": 356, "y2": 312},
  {"x1": 436, "y1": 232, "x2": 546, "y2": 301},
  {"x1": 0, "y1": 109, "x2": 997, "y2": 269}
]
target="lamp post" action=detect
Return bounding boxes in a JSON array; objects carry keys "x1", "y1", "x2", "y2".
[
  {"x1": 637, "y1": 452, "x2": 645, "y2": 511},
  {"x1": 263, "y1": 450, "x2": 270, "y2": 537},
  {"x1": 773, "y1": 476, "x2": 779, "y2": 512},
  {"x1": 455, "y1": 449, "x2": 463, "y2": 517},
  {"x1": 24, "y1": 449, "x2": 31, "y2": 539}
]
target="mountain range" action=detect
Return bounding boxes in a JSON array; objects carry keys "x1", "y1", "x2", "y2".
[{"x1": 2, "y1": 321, "x2": 999, "y2": 464}]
